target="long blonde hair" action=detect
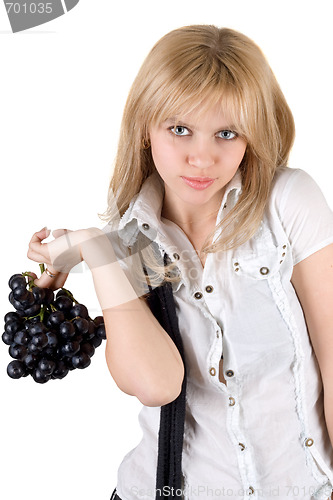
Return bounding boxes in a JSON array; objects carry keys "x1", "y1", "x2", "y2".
[{"x1": 101, "y1": 25, "x2": 295, "y2": 288}]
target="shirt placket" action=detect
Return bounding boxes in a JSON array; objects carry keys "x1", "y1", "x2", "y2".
[{"x1": 199, "y1": 253, "x2": 260, "y2": 499}]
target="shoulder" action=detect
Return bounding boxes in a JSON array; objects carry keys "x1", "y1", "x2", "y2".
[{"x1": 270, "y1": 166, "x2": 327, "y2": 215}]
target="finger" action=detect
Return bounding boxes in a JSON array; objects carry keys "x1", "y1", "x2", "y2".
[
  {"x1": 26, "y1": 272, "x2": 37, "y2": 284},
  {"x1": 30, "y1": 227, "x2": 51, "y2": 244}
]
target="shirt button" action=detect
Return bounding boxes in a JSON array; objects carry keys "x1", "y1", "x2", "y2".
[
  {"x1": 194, "y1": 292, "x2": 203, "y2": 300},
  {"x1": 205, "y1": 285, "x2": 214, "y2": 293},
  {"x1": 226, "y1": 370, "x2": 234, "y2": 377},
  {"x1": 305, "y1": 438, "x2": 314, "y2": 447},
  {"x1": 209, "y1": 367, "x2": 216, "y2": 376},
  {"x1": 238, "y1": 442, "x2": 246, "y2": 451},
  {"x1": 173, "y1": 253, "x2": 180, "y2": 260},
  {"x1": 260, "y1": 266, "x2": 269, "y2": 275},
  {"x1": 229, "y1": 397, "x2": 236, "y2": 406},
  {"x1": 142, "y1": 223, "x2": 150, "y2": 230}
]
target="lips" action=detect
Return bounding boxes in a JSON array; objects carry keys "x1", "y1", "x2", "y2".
[{"x1": 181, "y1": 176, "x2": 215, "y2": 190}]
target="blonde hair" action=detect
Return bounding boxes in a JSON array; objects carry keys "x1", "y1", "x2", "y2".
[{"x1": 101, "y1": 25, "x2": 295, "y2": 288}]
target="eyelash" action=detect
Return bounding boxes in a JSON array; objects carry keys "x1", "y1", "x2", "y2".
[{"x1": 168, "y1": 125, "x2": 238, "y2": 140}]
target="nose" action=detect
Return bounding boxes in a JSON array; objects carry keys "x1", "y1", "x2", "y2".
[{"x1": 187, "y1": 138, "x2": 215, "y2": 169}]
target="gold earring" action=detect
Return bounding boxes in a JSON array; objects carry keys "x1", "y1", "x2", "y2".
[{"x1": 142, "y1": 137, "x2": 151, "y2": 149}]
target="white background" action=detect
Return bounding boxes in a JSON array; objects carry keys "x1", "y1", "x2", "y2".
[{"x1": 0, "y1": 1, "x2": 332, "y2": 499}]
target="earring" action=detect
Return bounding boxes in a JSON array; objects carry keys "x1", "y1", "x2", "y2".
[{"x1": 142, "y1": 137, "x2": 151, "y2": 149}]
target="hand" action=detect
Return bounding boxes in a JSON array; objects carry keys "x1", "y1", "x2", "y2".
[{"x1": 27, "y1": 228, "x2": 71, "y2": 290}]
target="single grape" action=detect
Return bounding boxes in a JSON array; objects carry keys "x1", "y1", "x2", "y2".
[
  {"x1": 46, "y1": 311, "x2": 65, "y2": 328},
  {"x1": 96, "y1": 324, "x2": 106, "y2": 340},
  {"x1": 13, "y1": 330, "x2": 31, "y2": 346},
  {"x1": 69, "y1": 304, "x2": 89, "y2": 320},
  {"x1": 73, "y1": 317, "x2": 89, "y2": 335},
  {"x1": 43, "y1": 288, "x2": 54, "y2": 305},
  {"x1": 24, "y1": 352, "x2": 39, "y2": 370},
  {"x1": 46, "y1": 331, "x2": 58, "y2": 348},
  {"x1": 9, "y1": 292, "x2": 25, "y2": 311},
  {"x1": 5, "y1": 320, "x2": 22, "y2": 335},
  {"x1": 4, "y1": 311, "x2": 20, "y2": 323},
  {"x1": 30, "y1": 332, "x2": 48, "y2": 350},
  {"x1": 72, "y1": 352, "x2": 91, "y2": 369},
  {"x1": 59, "y1": 321, "x2": 75, "y2": 340},
  {"x1": 61, "y1": 340, "x2": 80, "y2": 357},
  {"x1": 2, "y1": 331, "x2": 14, "y2": 345},
  {"x1": 12, "y1": 287, "x2": 29, "y2": 301},
  {"x1": 52, "y1": 360, "x2": 69, "y2": 379},
  {"x1": 8, "y1": 274, "x2": 26, "y2": 290},
  {"x1": 32, "y1": 286, "x2": 46, "y2": 305},
  {"x1": 32, "y1": 368, "x2": 51, "y2": 384},
  {"x1": 7, "y1": 360, "x2": 26, "y2": 379},
  {"x1": 81, "y1": 320, "x2": 95, "y2": 341},
  {"x1": 93, "y1": 316, "x2": 104, "y2": 326},
  {"x1": 80, "y1": 342, "x2": 95, "y2": 357},
  {"x1": 23, "y1": 303, "x2": 41, "y2": 317},
  {"x1": 19, "y1": 291, "x2": 35, "y2": 308},
  {"x1": 9, "y1": 344, "x2": 28, "y2": 360},
  {"x1": 90, "y1": 336, "x2": 102, "y2": 348},
  {"x1": 55, "y1": 295, "x2": 73, "y2": 313},
  {"x1": 38, "y1": 358, "x2": 56, "y2": 375},
  {"x1": 28, "y1": 322, "x2": 47, "y2": 335}
]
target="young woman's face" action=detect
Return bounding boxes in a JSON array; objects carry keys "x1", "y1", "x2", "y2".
[{"x1": 149, "y1": 104, "x2": 247, "y2": 221}]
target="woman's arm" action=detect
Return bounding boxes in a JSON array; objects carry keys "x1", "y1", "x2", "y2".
[
  {"x1": 291, "y1": 243, "x2": 333, "y2": 448},
  {"x1": 27, "y1": 227, "x2": 184, "y2": 407}
]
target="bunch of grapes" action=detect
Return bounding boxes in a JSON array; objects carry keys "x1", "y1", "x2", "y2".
[{"x1": 2, "y1": 270, "x2": 106, "y2": 384}]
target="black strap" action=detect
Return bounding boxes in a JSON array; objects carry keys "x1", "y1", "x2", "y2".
[{"x1": 143, "y1": 254, "x2": 187, "y2": 499}]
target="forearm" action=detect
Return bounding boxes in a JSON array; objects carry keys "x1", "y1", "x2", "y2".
[
  {"x1": 40, "y1": 227, "x2": 184, "y2": 406},
  {"x1": 80, "y1": 230, "x2": 184, "y2": 407}
]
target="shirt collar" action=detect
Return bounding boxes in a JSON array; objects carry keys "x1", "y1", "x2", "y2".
[{"x1": 117, "y1": 169, "x2": 242, "y2": 247}]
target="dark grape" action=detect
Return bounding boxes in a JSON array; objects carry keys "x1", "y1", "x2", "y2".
[
  {"x1": 80, "y1": 342, "x2": 95, "y2": 357},
  {"x1": 24, "y1": 353, "x2": 39, "y2": 370},
  {"x1": 23, "y1": 303, "x2": 41, "y2": 317},
  {"x1": 93, "y1": 316, "x2": 104, "y2": 326},
  {"x1": 52, "y1": 360, "x2": 69, "y2": 379},
  {"x1": 59, "y1": 321, "x2": 75, "y2": 340},
  {"x1": 32, "y1": 368, "x2": 51, "y2": 384},
  {"x1": 32, "y1": 286, "x2": 46, "y2": 304},
  {"x1": 61, "y1": 340, "x2": 80, "y2": 357},
  {"x1": 4, "y1": 311, "x2": 20, "y2": 323},
  {"x1": 28, "y1": 322, "x2": 47, "y2": 335},
  {"x1": 46, "y1": 331, "x2": 58, "y2": 348},
  {"x1": 96, "y1": 324, "x2": 106, "y2": 340},
  {"x1": 7, "y1": 360, "x2": 26, "y2": 379},
  {"x1": 12, "y1": 287, "x2": 29, "y2": 301},
  {"x1": 46, "y1": 311, "x2": 65, "y2": 328},
  {"x1": 43, "y1": 288, "x2": 54, "y2": 305},
  {"x1": 9, "y1": 274, "x2": 26, "y2": 290},
  {"x1": 9, "y1": 344, "x2": 28, "y2": 360},
  {"x1": 30, "y1": 333, "x2": 48, "y2": 350},
  {"x1": 69, "y1": 304, "x2": 88, "y2": 319},
  {"x1": 55, "y1": 295, "x2": 73, "y2": 313},
  {"x1": 18, "y1": 291, "x2": 35, "y2": 308},
  {"x1": 38, "y1": 358, "x2": 56, "y2": 375},
  {"x1": 2, "y1": 331, "x2": 14, "y2": 345},
  {"x1": 13, "y1": 330, "x2": 31, "y2": 346},
  {"x1": 5, "y1": 320, "x2": 22, "y2": 335},
  {"x1": 90, "y1": 336, "x2": 102, "y2": 348},
  {"x1": 73, "y1": 317, "x2": 89, "y2": 335},
  {"x1": 72, "y1": 352, "x2": 91, "y2": 369}
]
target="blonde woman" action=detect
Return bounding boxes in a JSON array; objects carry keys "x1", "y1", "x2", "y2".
[{"x1": 27, "y1": 26, "x2": 333, "y2": 500}]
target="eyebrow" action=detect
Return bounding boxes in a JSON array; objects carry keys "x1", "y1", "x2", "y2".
[{"x1": 164, "y1": 118, "x2": 237, "y2": 131}]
